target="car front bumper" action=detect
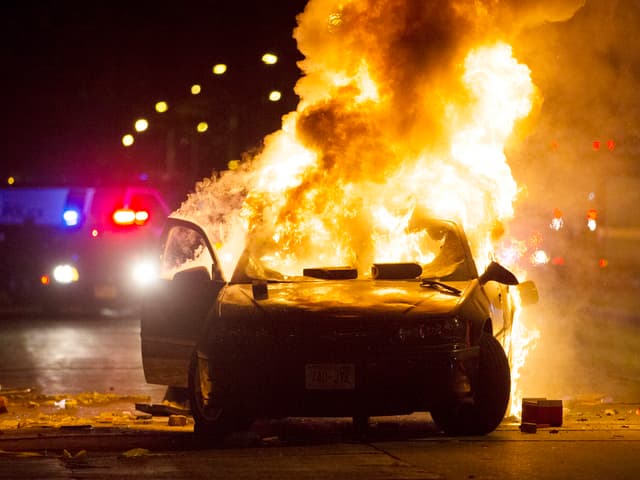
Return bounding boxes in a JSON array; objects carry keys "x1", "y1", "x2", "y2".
[{"x1": 207, "y1": 337, "x2": 480, "y2": 417}]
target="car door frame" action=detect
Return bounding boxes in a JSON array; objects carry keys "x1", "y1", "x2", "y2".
[{"x1": 140, "y1": 217, "x2": 225, "y2": 388}]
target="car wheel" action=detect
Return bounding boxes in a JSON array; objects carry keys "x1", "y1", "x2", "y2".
[
  {"x1": 430, "y1": 333, "x2": 510, "y2": 436},
  {"x1": 188, "y1": 353, "x2": 252, "y2": 438}
]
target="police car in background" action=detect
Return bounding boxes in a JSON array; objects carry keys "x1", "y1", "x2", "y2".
[{"x1": 0, "y1": 184, "x2": 171, "y2": 313}]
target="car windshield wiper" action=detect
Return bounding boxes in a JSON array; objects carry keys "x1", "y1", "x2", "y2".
[{"x1": 420, "y1": 279, "x2": 462, "y2": 296}]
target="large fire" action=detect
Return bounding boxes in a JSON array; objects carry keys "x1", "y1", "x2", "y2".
[{"x1": 176, "y1": 0, "x2": 547, "y2": 418}]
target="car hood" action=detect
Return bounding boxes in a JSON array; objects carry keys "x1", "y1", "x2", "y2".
[{"x1": 219, "y1": 279, "x2": 475, "y2": 321}]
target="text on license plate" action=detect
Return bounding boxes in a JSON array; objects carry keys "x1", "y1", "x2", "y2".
[
  {"x1": 94, "y1": 285, "x2": 118, "y2": 299},
  {"x1": 305, "y1": 364, "x2": 355, "y2": 390}
]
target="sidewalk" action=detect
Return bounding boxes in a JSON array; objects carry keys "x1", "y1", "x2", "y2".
[{"x1": 1, "y1": 389, "x2": 640, "y2": 453}]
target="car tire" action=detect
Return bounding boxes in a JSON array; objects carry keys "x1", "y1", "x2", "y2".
[
  {"x1": 188, "y1": 353, "x2": 252, "y2": 439},
  {"x1": 430, "y1": 333, "x2": 510, "y2": 436}
]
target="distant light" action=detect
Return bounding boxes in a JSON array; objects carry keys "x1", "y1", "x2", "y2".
[
  {"x1": 134, "y1": 118, "x2": 149, "y2": 132},
  {"x1": 135, "y1": 210, "x2": 149, "y2": 223},
  {"x1": 550, "y1": 217, "x2": 563, "y2": 231},
  {"x1": 40, "y1": 275, "x2": 50, "y2": 285},
  {"x1": 7, "y1": 176, "x2": 15, "y2": 185},
  {"x1": 551, "y1": 256, "x2": 565, "y2": 266},
  {"x1": 62, "y1": 209, "x2": 80, "y2": 227},
  {"x1": 91, "y1": 229, "x2": 99, "y2": 238},
  {"x1": 599, "y1": 258, "x2": 609, "y2": 268},
  {"x1": 531, "y1": 249, "x2": 550, "y2": 265},
  {"x1": 587, "y1": 208, "x2": 598, "y2": 231},
  {"x1": 228, "y1": 159, "x2": 240, "y2": 170},
  {"x1": 122, "y1": 134, "x2": 135, "y2": 147},
  {"x1": 113, "y1": 208, "x2": 149, "y2": 226},
  {"x1": 113, "y1": 209, "x2": 136, "y2": 225},
  {"x1": 155, "y1": 101, "x2": 169, "y2": 113},
  {"x1": 588, "y1": 191, "x2": 596, "y2": 201},
  {"x1": 268, "y1": 90, "x2": 282, "y2": 102},
  {"x1": 592, "y1": 140, "x2": 601, "y2": 151},
  {"x1": 212, "y1": 64, "x2": 227, "y2": 75},
  {"x1": 53, "y1": 264, "x2": 80, "y2": 284},
  {"x1": 262, "y1": 53, "x2": 278, "y2": 65},
  {"x1": 550, "y1": 208, "x2": 563, "y2": 230},
  {"x1": 191, "y1": 84, "x2": 201, "y2": 95},
  {"x1": 607, "y1": 139, "x2": 616, "y2": 151},
  {"x1": 196, "y1": 122, "x2": 208, "y2": 133}
]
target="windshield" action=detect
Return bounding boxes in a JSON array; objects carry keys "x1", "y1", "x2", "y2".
[{"x1": 231, "y1": 218, "x2": 473, "y2": 283}]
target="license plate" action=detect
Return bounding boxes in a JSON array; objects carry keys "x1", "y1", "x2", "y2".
[
  {"x1": 305, "y1": 363, "x2": 355, "y2": 390},
  {"x1": 94, "y1": 285, "x2": 117, "y2": 299}
]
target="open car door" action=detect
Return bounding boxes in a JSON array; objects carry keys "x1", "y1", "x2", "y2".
[{"x1": 140, "y1": 218, "x2": 225, "y2": 388}]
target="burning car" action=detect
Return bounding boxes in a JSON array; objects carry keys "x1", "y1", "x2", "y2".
[{"x1": 141, "y1": 215, "x2": 537, "y2": 436}]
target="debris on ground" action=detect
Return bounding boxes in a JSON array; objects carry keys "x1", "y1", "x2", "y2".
[
  {"x1": 0, "y1": 389, "x2": 165, "y2": 432},
  {"x1": 62, "y1": 449, "x2": 88, "y2": 465},
  {"x1": 119, "y1": 448, "x2": 151, "y2": 459},
  {"x1": 135, "y1": 402, "x2": 190, "y2": 417},
  {"x1": 519, "y1": 422, "x2": 537, "y2": 434},
  {"x1": 521, "y1": 398, "x2": 563, "y2": 430},
  {"x1": 168, "y1": 415, "x2": 188, "y2": 427}
]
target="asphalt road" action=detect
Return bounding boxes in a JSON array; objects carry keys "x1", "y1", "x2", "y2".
[
  {"x1": 1, "y1": 308, "x2": 639, "y2": 479},
  {"x1": 1, "y1": 412, "x2": 640, "y2": 479},
  {"x1": 0, "y1": 308, "x2": 166, "y2": 400}
]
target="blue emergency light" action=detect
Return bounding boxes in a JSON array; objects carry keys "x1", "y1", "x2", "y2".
[{"x1": 62, "y1": 208, "x2": 81, "y2": 227}]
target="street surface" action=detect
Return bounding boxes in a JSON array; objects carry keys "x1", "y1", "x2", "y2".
[{"x1": 0, "y1": 308, "x2": 639, "y2": 479}]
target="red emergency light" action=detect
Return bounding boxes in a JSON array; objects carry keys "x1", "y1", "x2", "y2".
[{"x1": 112, "y1": 208, "x2": 150, "y2": 226}]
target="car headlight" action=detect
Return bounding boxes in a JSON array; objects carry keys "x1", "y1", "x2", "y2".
[
  {"x1": 52, "y1": 264, "x2": 80, "y2": 284},
  {"x1": 131, "y1": 259, "x2": 159, "y2": 287}
]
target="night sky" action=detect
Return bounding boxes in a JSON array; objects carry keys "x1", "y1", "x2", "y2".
[
  {"x1": 1, "y1": 1, "x2": 308, "y2": 188},
  {"x1": 3, "y1": 1, "x2": 640, "y2": 198}
]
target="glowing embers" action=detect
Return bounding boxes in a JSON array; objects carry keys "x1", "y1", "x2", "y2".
[{"x1": 112, "y1": 208, "x2": 149, "y2": 226}]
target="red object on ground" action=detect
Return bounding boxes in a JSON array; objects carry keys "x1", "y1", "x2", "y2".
[{"x1": 522, "y1": 398, "x2": 563, "y2": 427}]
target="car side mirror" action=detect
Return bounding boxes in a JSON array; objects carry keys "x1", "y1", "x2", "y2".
[
  {"x1": 517, "y1": 280, "x2": 539, "y2": 306},
  {"x1": 479, "y1": 261, "x2": 519, "y2": 286}
]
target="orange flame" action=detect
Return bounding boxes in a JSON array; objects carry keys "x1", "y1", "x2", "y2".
[{"x1": 177, "y1": 1, "x2": 543, "y2": 418}]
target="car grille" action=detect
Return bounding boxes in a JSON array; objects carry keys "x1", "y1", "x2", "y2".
[{"x1": 219, "y1": 314, "x2": 466, "y2": 361}]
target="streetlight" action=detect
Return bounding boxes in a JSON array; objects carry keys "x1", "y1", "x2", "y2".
[
  {"x1": 191, "y1": 84, "x2": 202, "y2": 95},
  {"x1": 212, "y1": 64, "x2": 227, "y2": 75},
  {"x1": 134, "y1": 118, "x2": 149, "y2": 132},
  {"x1": 262, "y1": 52, "x2": 278, "y2": 65},
  {"x1": 122, "y1": 134, "x2": 135, "y2": 147},
  {"x1": 196, "y1": 122, "x2": 208, "y2": 133},
  {"x1": 155, "y1": 101, "x2": 169, "y2": 113},
  {"x1": 268, "y1": 90, "x2": 282, "y2": 102}
]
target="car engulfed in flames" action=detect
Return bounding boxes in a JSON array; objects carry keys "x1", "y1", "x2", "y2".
[{"x1": 141, "y1": 215, "x2": 537, "y2": 436}]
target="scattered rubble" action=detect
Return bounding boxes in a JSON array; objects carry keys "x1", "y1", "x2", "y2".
[{"x1": 168, "y1": 415, "x2": 188, "y2": 427}]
